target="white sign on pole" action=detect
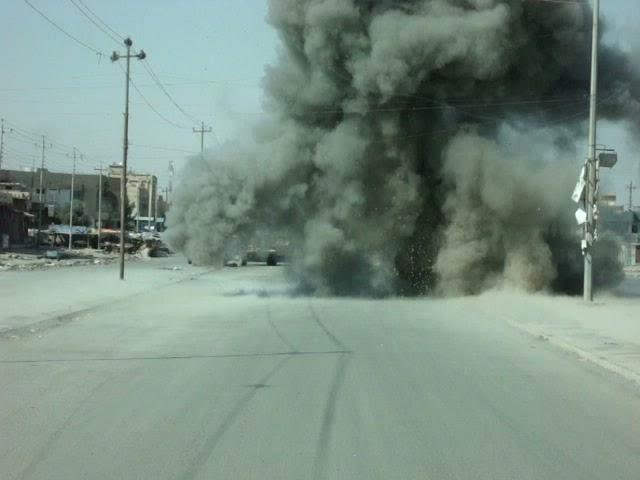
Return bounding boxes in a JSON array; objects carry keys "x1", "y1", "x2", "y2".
[
  {"x1": 572, "y1": 166, "x2": 586, "y2": 203},
  {"x1": 575, "y1": 208, "x2": 587, "y2": 225}
]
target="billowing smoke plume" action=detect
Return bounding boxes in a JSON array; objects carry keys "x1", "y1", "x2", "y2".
[{"x1": 167, "y1": 0, "x2": 638, "y2": 296}]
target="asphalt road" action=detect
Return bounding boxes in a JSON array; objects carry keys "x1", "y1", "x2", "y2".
[{"x1": 1, "y1": 264, "x2": 640, "y2": 479}]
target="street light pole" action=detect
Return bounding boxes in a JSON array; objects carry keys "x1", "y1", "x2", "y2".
[
  {"x1": 584, "y1": 0, "x2": 599, "y2": 302},
  {"x1": 111, "y1": 37, "x2": 146, "y2": 280}
]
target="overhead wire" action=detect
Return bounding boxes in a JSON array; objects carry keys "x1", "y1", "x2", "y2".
[
  {"x1": 67, "y1": 0, "x2": 122, "y2": 46},
  {"x1": 141, "y1": 60, "x2": 201, "y2": 123},
  {"x1": 129, "y1": 143, "x2": 198, "y2": 154},
  {"x1": 75, "y1": 0, "x2": 125, "y2": 41},
  {"x1": 22, "y1": 0, "x2": 106, "y2": 59},
  {"x1": 25, "y1": 0, "x2": 189, "y2": 134},
  {"x1": 116, "y1": 64, "x2": 188, "y2": 129},
  {"x1": 5, "y1": 120, "x2": 77, "y2": 152},
  {"x1": 3, "y1": 120, "x2": 97, "y2": 170}
]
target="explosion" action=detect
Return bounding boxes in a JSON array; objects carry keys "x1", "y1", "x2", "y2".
[{"x1": 167, "y1": 0, "x2": 638, "y2": 296}]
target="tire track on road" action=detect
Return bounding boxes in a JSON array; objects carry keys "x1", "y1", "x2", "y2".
[
  {"x1": 307, "y1": 302, "x2": 352, "y2": 480},
  {"x1": 266, "y1": 304, "x2": 299, "y2": 353},
  {"x1": 307, "y1": 302, "x2": 349, "y2": 352},
  {"x1": 16, "y1": 374, "x2": 116, "y2": 480},
  {"x1": 312, "y1": 352, "x2": 352, "y2": 480},
  {"x1": 177, "y1": 355, "x2": 291, "y2": 480}
]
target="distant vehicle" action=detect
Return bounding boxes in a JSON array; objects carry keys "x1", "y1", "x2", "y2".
[
  {"x1": 224, "y1": 255, "x2": 242, "y2": 268},
  {"x1": 240, "y1": 248, "x2": 280, "y2": 266},
  {"x1": 266, "y1": 249, "x2": 278, "y2": 266}
]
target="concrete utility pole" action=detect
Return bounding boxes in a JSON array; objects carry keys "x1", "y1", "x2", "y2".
[
  {"x1": 37, "y1": 136, "x2": 46, "y2": 248},
  {"x1": 95, "y1": 163, "x2": 103, "y2": 249},
  {"x1": 68, "y1": 149, "x2": 76, "y2": 250},
  {"x1": 111, "y1": 37, "x2": 146, "y2": 280},
  {"x1": 583, "y1": 0, "x2": 600, "y2": 302},
  {"x1": 135, "y1": 182, "x2": 141, "y2": 232},
  {"x1": 168, "y1": 161, "x2": 174, "y2": 204},
  {"x1": 193, "y1": 121, "x2": 212, "y2": 154},
  {"x1": 163, "y1": 186, "x2": 169, "y2": 212},
  {"x1": 154, "y1": 185, "x2": 159, "y2": 232},
  {"x1": 0, "y1": 118, "x2": 5, "y2": 171},
  {"x1": 627, "y1": 182, "x2": 636, "y2": 210},
  {"x1": 147, "y1": 179, "x2": 152, "y2": 232}
]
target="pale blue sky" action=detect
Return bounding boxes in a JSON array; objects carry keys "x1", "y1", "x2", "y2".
[
  {"x1": 0, "y1": 0, "x2": 637, "y2": 200},
  {"x1": 0, "y1": 0, "x2": 278, "y2": 187}
]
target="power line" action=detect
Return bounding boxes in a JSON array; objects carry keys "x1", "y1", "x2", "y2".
[
  {"x1": 129, "y1": 143, "x2": 198, "y2": 154},
  {"x1": 22, "y1": 0, "x2": 105, "y2": 58},
  {"x1": 0, "y1": 77, "x2": 260, "y2": 91},
  {"x1": 76, "y1": 0, "x2": 124, "y2": 41},
  {"x1": 116, "y1": 64, "x2": 187, "y2": 129},
  {"x1": 141, "y1": 59, "x2": 201, "y2": 123},
  {"x1": 4, "y1": 121, "x2": 77, "y2": 152},
  {"x1": 3, "y1": 145, "x2": 39, "y2": 158},
  {"x1": 3, "y1": 120, "x2": 99, "y2": 169},
  {"x1": 67, "y1": 0, "x2": 122, "y2": 45}
]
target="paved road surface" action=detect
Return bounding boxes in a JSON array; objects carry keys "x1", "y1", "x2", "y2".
[{"x1": 1, "y1": 263, "x2": 640, "y2": 479}]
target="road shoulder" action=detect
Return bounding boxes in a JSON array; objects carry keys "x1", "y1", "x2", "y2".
[{"x1": 471, "y1": 290, "x2": 640, "y2": 387}]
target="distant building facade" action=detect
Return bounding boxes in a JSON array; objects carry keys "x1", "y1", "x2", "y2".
[
  {"x1": 599, "y1": 195, "x2": 640, "y2": 266},
  {"x1": 0, "y1": 165, "x2": 167, "y2": 231},
  {"x1": 0, "y1": 182, "x2": 33, "y2": 247}
]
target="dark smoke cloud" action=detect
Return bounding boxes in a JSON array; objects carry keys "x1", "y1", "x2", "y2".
[{"x1": 167, "y1": 0, "x2": 635, "y2": 296}]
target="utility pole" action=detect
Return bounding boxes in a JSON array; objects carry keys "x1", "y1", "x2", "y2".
[
  {"x1": 0, "y1": 118, "x2": 5, "y2": 171},
  {"x1": 154, "y1": 184, "x2": 159, "y2": 232},
  {"x1": 147, "y1": 179, "x2": 152, "y2": 232},
  {"x1": 111, "y1": 37, "x2": 146, "y2": 280},
  {"x1": 583, "y1": 0, "x2": 599, "y2": 302},
  {"x1": 68, "y1": 149, "x2": 76, "y2": 250},
  {"x1": 626, "y1": 181, "x2": 636, "y2": 210},
  {"x1": 30, "y1": 156, "x2": 35, "y2": 190},
  {"x1": 193, "y1": 121, "x2": 212, "y2": 154},
  {"x1": 168, "y1": 161, "x2": 174, "y2": 204},
  {"x1": 164, "y1": 186, "x2": 169, "y2": 212},
  {"x1": 37, "y1": 136, "x2": 46, "y2": 248},
  {"x1": 95, "y1": 163, "x2": 104, "y2": 249},
  {"x1": 136, "y1": 182, "x2": 141, "y2": 232}
]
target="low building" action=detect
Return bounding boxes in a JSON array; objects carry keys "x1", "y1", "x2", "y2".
[
  {"x1": 108, "y1": 165, "x2": 159, "y2": 231},
  {"x1": 0, "y1": 165, "x2": 164, "y2": 231},
  {"x1": 599, "y1": 198, "x2": 640, "y2": 265},
  {"x1": 0, "y1": 182, "x2": 33, "y2": 247}
]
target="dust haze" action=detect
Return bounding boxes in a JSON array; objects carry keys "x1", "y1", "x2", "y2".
[{"x1": 167, "y1": 0, "x2": 638, "y2": 296}]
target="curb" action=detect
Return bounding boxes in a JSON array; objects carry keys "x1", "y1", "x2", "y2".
[{"x1": 507, "y1": 319, "x2": 640, "y2": 388}]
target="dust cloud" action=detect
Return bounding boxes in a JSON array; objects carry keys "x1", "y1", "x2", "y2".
[{"x1": 167, "y1": 0, "x2": 637, "y2": 296}]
